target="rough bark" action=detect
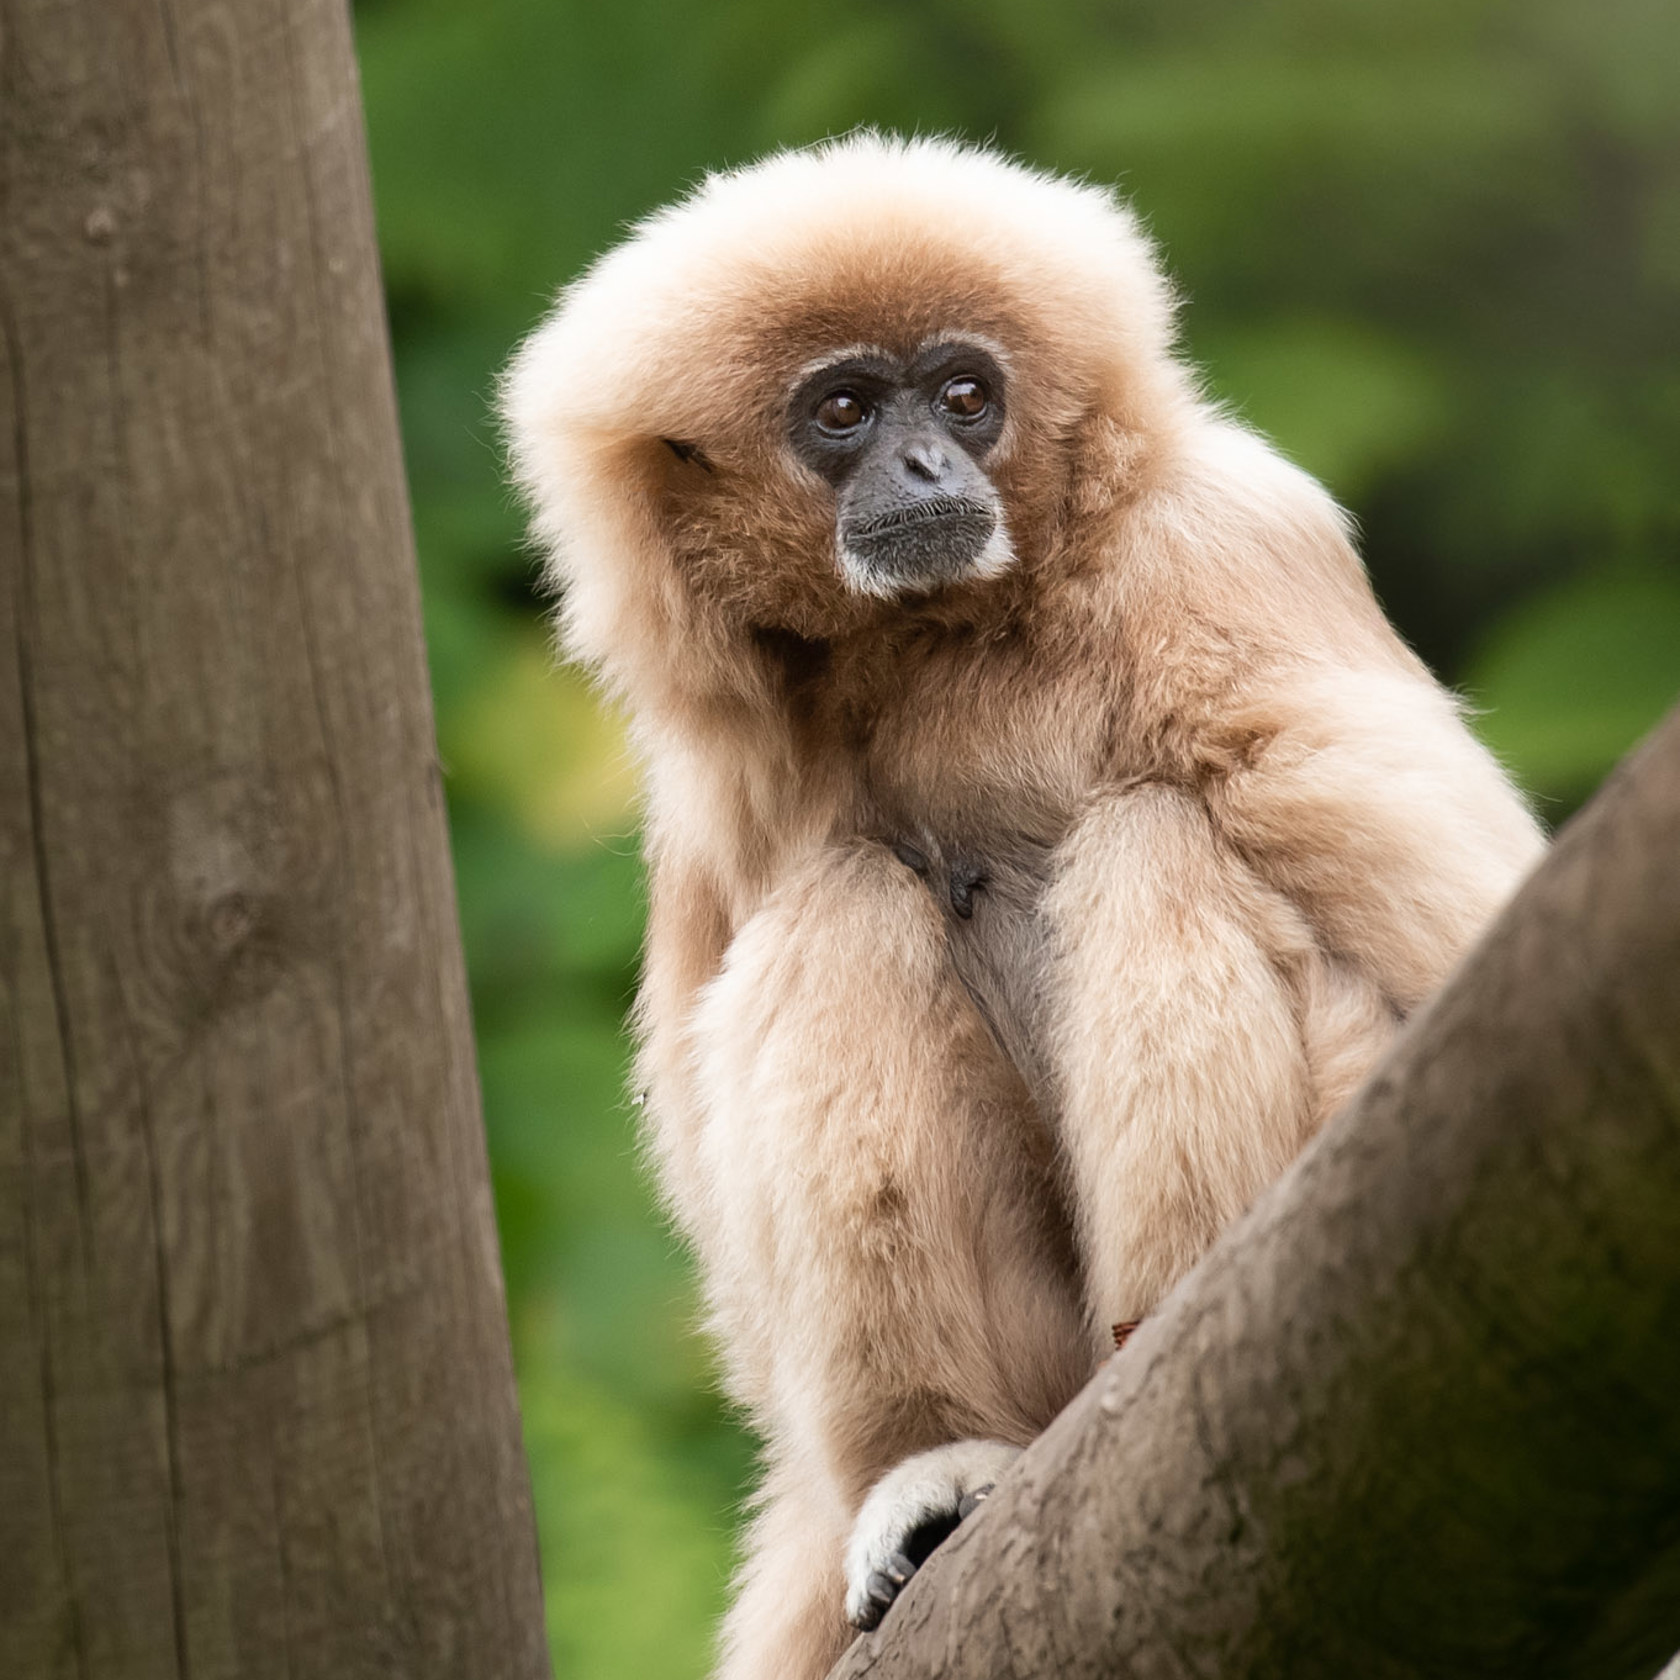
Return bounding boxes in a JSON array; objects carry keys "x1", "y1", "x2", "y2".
[
  {"x1": 832, "y1": 702, "x2": 1680, "y2": 1680},
  {"x1": 0, "y1": 2, "x2": 549, "y2": 1676}
]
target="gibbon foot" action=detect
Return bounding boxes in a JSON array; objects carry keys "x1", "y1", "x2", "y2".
[{"x1": 844, "y1": 1439, "x2": 1021, "y2": 1631}]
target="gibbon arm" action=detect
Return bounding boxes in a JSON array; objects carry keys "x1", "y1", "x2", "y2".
[
  {"x1": 1044, "y1": 658, "x2": 1540, "y2": 1341},
  {"x1": 1041, "y1": 780, "x2": 1324, "y2": 1342},
  {"x1": 684, "y1": 840, "x2": 1088, "y2": 1679}
]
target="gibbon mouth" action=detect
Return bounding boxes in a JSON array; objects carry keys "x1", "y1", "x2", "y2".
[
  {"x1": 843, "y1": 499, "x2": 1000, "y2": 589},
  {"x1": 850, "y1": 495, "x2": 991, "y2": 537}
]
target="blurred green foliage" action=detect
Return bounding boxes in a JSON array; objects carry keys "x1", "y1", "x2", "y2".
[{"x1": 355, "y1": 0, "x2": 1679, "y2": 1671}]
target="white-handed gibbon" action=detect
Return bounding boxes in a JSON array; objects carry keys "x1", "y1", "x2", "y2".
[{"x1": 503, "y1": 134, "x2": 1543, "y2": 1680}]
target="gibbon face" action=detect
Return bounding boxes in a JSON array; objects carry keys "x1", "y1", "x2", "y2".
[
  {"x1": 503, "y1": 135, "x2": 1189, "y2": 671},
  {"x1": 786, "y1": 337, "x2": 1012, "y2": 598}
]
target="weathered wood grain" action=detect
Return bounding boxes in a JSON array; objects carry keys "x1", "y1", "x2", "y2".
[{"x1": 0, "y1": 1, "x2": 550, "y2": 1673}]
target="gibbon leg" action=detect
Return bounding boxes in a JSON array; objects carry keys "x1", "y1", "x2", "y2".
[
  {"x1": 1042, "y1": 781, "x2": 1324, "y2": 1348},
  {"x1": 689, "y1": 840, "x2": 1089, "y2": 1678}
]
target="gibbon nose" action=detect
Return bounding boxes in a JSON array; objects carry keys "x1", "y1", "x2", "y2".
[{"x1": 899, "y1": 439, "x2": 951, "y2": 484}]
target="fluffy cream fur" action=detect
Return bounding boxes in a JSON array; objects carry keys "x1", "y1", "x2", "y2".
[{"x1": 504, "y1": 134, "x2": 1544, "y2": 1680}]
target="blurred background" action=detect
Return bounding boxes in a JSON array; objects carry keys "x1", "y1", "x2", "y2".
[{"x1": 352, "y1": 0, "x2": 1680, "y2": 1671}]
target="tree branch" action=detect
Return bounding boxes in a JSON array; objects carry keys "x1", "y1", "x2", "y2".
[{"x1": 832, "y1": 704, "x2": 1680, "y2": 1680}]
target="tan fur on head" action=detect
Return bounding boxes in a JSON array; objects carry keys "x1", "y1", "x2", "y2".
[
  {"x1": 504, "y1": 134, "x2": 1544, "y2": 1680},
  {"x1": 503, "y1": 133, "x2": 1189, "y2": 707}
]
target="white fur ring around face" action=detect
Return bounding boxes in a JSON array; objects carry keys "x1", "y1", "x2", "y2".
[{"x1": 844, "y1": 1438, "x2": 1023, "y2": 1630}]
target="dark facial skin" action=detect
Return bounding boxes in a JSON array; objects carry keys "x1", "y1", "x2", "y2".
[{"x1": 787, "y1": 340, "x2": 1008, "y2": 596}]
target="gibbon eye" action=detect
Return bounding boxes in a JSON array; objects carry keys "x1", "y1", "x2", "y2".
[
  {"x1": 939, "y1": 377, "x2": 988, "y2": 420},
  {"x1": 816, "y1": 391, "x2": 869, "y2": 433}
]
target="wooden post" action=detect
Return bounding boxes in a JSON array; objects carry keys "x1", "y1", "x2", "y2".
[{"x1": 0, "y1": 0, "x2": 550, "y2": 1673}]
